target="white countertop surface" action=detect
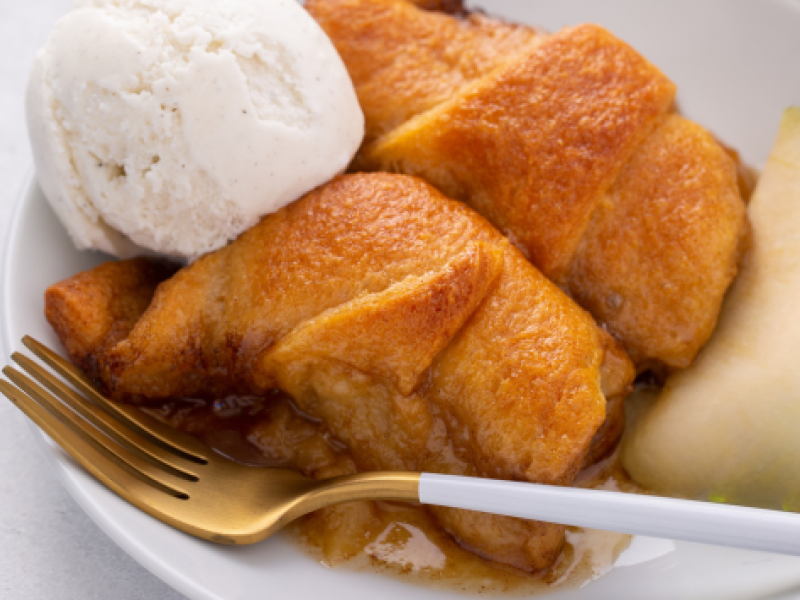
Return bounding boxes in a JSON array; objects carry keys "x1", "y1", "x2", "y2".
[{"x1": 0, "y1": 1, "x2": 186, "y2": 598}]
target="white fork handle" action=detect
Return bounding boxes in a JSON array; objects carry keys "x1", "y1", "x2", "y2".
[{"x1": 419, "y1": 473, "x2": 800, "y2": 555}]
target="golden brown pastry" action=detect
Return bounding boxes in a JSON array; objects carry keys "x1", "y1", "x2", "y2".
[
  {"x1": 307, "y1": 0, "x2": 543, "y2": 149},
  {"x1": 306, "y1": 0, "x2": 750, "y2": 370},
  {"x1": 45, "y1": 257, "x2": 177, "y2": 377},
  {"x1": 46, "y1": 173, "x2": 634, "y2": 572}
]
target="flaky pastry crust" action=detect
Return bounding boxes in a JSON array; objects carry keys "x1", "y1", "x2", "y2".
[
  {"x1": 46, "y1": 173, "x2": 633, "y2": 572},
  {"x1": 307, "y1": 0, "x2": 750, "y2": 370}
]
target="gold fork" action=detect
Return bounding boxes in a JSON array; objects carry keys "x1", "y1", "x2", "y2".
[
  {"x1": 5, "y1": 336, "x2": 800, "y2": 556},
  {"x1": 0, "y1": 336, "x2": 418, "y2": 544}
]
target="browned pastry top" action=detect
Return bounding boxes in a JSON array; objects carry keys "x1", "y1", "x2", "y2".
[
  {"x1": 308, "y1": 0, "x2": 749, "y2": 370},
  {"x1": 308, "y1": 0, "x2": 543, "y2": 146},
  {"x1": 369, "y1": 23, "x2": 677, "y2": 279},
  {"x1": 46, "y1": 173, "x2": 634, "y2": 572},
  {"x1": 568, "y1": 114, "x2": 750, "y2": 368}
]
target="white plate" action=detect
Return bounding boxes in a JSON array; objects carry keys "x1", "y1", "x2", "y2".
[{"x1": 4, "y1": 0, "x2": 800, "y2": 598}]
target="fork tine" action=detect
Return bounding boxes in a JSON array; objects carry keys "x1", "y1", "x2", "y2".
[
  {"x1": 10, "y1": 353, "x2": 200, "y2": 481},
  {"x1": 2, "y1": 366, "x2": 193, "y2": 498},
  {"x1": 22, "y1": 337, "x2": 210, "y2": 464},
  {"x1": 0, "y1": 378, "x2": 189, "y2": 507}
]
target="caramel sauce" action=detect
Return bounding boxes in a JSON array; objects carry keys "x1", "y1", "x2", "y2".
[{"x1": 143, "y1": 394, "x2": 635, "y2": 595}]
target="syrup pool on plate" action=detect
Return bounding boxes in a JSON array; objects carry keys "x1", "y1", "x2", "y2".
[{"x1": 143, "y1": 392, "x2": 634, "y2": 595}]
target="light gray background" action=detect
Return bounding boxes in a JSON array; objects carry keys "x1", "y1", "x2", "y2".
[{"x1": 0, "y1": 1, "x2": 186, "y2": 598}]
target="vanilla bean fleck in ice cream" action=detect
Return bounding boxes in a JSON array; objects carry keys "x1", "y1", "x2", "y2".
[{"x1": 27, "y1": 0, "x2": 364, "y2": 260}]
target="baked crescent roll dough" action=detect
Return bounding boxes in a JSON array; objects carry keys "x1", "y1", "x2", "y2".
[
  {"x1": 306, "y1": 0, "x2": 749, "y2": 370},
  {"x1": 46, "y1": 173, "x2": 633, "y2": 572}
]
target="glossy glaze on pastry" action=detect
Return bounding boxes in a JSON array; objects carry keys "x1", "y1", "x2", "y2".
[
  {"x1": 45, "y1": 173, "x2": 634, "y2": 572},
  {"x1": 307, "y1": 0, "x2": 750, "y2": 370}
]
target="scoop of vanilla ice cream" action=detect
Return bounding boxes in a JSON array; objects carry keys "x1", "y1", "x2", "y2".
[{"x1": 27, "y1": 0, "x2": 364, "y2": 259}]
